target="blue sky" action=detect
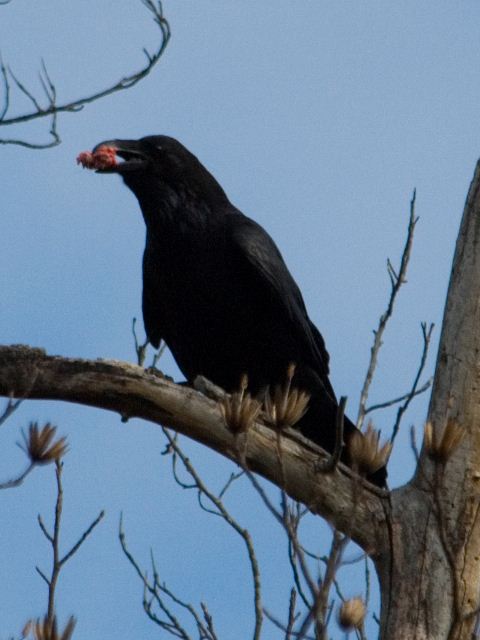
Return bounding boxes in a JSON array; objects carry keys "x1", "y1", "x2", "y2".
[{"x1": 1, "y1": 1, "x2": 480, "y2": 638}]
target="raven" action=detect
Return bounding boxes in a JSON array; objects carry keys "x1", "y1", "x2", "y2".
[{"x1": 78, "y1": 136, "x2": 387, "y2": 487}]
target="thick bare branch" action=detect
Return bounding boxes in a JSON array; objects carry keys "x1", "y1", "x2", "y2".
[{"x1": 0, "y1": 344, "x2": 389, "y2": 553}]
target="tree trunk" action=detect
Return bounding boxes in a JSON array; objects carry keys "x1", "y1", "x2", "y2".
[{"x1": 376, "y1": 161, "x2": 480, "y2": 639}]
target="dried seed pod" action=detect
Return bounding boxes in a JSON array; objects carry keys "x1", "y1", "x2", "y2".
[
  {"x1": 338, "y1": 597, "x2": 366, "y2": 631},
  {"x1": 349, "y1": 422, "x2": 392, "y2": 475},
  {"x1": 424, "y1": 419, "x2": 464, "y2": 463},
  {"x1": 26, "y1": 615, "x2": 76, "y2": 640},
  {"x1": 19, "y1": 422, "x2": 68, "y2": 465},
  {"x1": 220, "y1": 375, "x2": 262, "y2": 434},
  {"x1": 264, "y1": 363, "x2": 310, "y2": 430}
]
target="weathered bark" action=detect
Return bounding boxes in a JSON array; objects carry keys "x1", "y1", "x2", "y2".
[
  {"x1": 0, "y1": 345, "x2": 388, "y2": 554},
  {"x1": 376, "y1": 160, "x2": 480, "y2": 639}
]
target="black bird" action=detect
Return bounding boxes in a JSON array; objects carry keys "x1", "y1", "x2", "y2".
[{"x1": 78, "y1": 136, "x2": 386, "y2": 487}]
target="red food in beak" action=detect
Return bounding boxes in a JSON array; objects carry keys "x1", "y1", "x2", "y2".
[{"x1": 76, "y1": 145, "x2": 118, "y2": 170}]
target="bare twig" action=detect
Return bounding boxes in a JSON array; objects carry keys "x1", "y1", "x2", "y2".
[
  {"x1": 119, "y1": 516, "x2": 217, "y2": 639},
  {"x1": 243, "y1": 467, "x2": 324, "y2": 622},
  {"x1": 357, "y1": 190, "x2": 418, "y2": 430},
  {"x1": 218, "y1": 470, "x2": 244, "y2": 499},
  {"x1": 132, "y1": 317, "x2": 166, "y2": 368},
  {"x1": 0, "y1": 54, "x2": 10, "y2": 121},
  {"x1": 0, "y1": 393, "x2": 21, "y2": 425},
  {"x1": 280, "y1": 494, "x2": 318, "y2": 601},
  {"x1": 0, "y1": 0, "x2": 170, "y2": 148},
  {"x1": 244, "y1": 469, "x2": 323, "y2": 637},
  {"x1": 0, "y1": 461, "x2": 34, "y2": 489},
  {"x1": 201, "y1": 602, "x2": 219, "y2": 640},
  {"x1": 1, "y1": 59, "x2": 60, "y2": 148},
  {"x1": 245, "y1": 448, "x2": 364, "y2": 640},
  {"x1": 288, "y1": 537, "x2": 311, "y2": 609},
  {"x1": 299, "y1": 546, "x2": 323, "y2": 563},
  {"x1": 410, "y1": 424, "x2": 420, "y2": 463},
  {"x1": 286, "y1": 589, "x2": 300, "y2": 639},
  {"x1": 0, "y1": 393, "x2": 22, "y2": 426},
  {"x1": 36, "y1": 461, "x2": 104, "y2": 620},
  {"x1": 365, "y1": 379, "x2": 431, "y2": 415},
  {"x1": 263, "y1": 608, "x2": 311, "y2": 640},
  {"x1": 0, "y1": 369, "x2": 40, "y2": 425},
  {"x1": 132, "y1": 317, "x2": 149, "y2": 367},
  {"x1": 338, "y1": 550, "x2": 366, "y2": 567},
  {"x1": 9, "y1": 66, "x2": 42, "y2": 111},
  {"x1": 296, "y1": 530, "x2": 349, "y2": 640},
  {"x1": 150, "y1": 343, "x2": 166, "y2": 369},
  {"x1": 162, "y1": 428, "x2": 263, "y2": 640},
  {"x1": 242, "y1": 466, "x2": 283, "y2": 524},
  {"x1": 389, "y1": 322, "x2": 434, "y2": 447},
  {"x1": 60, "y1": 509, "x2": 105, "y2": 566}
]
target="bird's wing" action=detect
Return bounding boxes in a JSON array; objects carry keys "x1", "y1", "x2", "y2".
[
  {"x1": 228, "y1": 213, "x2": 332, "y2": 383},
  {"x1": 142, "y1": 239, "x2": 163, "y2": 349}
]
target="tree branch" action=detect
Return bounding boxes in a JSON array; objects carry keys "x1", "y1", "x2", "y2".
[
  {"x1": 162, "y1": 427, "x2": 263, "y2": 640},
  {"x1": 357, "y1": 191, "x2": 418, "y2": 430},
  {"x1": 0, "y1": 344, "x2": 389, "y2": 553},
  {"x1": 0, "y1": 0, "x2": 170, "y2": 148},
  {"x1": 389, "y1": 321, "x2": 434, "y2": 446}
]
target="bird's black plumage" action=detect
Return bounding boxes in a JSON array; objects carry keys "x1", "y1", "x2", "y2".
[{"x1": 88, "y1": 135, "x2": 386, "y2": 487}]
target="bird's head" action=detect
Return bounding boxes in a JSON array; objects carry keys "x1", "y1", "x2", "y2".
[
  {"x1": 77, "y1": 136, "x2": 184, "y2": 174},
  {"x1": 77, "y1": 135, "x2": 228, "y2": 211}
]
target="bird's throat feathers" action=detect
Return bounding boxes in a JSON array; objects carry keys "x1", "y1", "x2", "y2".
[{"x1": 122, "y1": 171, "x2": 229, "y2": 236}]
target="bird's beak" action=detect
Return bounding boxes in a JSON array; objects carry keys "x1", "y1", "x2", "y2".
[{"x1": 92, "y1": 139, "x2": 148, "y2": 173}]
